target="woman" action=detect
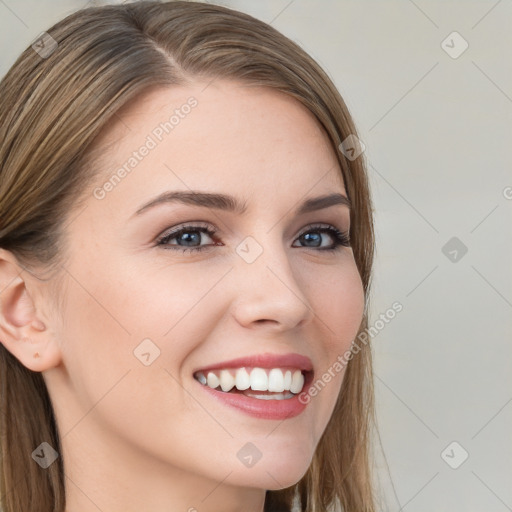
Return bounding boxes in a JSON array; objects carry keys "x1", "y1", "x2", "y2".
[{"x1": 0, "y1": 1, "x2": 377, "y2": 511}]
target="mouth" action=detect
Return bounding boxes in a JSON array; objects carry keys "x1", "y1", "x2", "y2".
[
  {"x1": 193, "y1": 367, "x2": 314, "y2": 400},
  {"x1": 191, "y1": 352, "x2": 314, "y2": 419},
  {"x1": 192, "y1": 366, "x2": 314, "y2": 420}
]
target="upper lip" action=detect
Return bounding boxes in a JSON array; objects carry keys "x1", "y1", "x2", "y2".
[{"x1": 193, "y1": 352, "x2": 314, "y2": 374}]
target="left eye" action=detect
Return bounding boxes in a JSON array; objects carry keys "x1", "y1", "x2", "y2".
[{"x1": 156, "y1": 222, "x2": 350, "y2": 253}]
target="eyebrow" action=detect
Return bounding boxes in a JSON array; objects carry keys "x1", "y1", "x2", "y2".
[{"x1": 132, "y1": 190, "x2": 351, "y2": 218}]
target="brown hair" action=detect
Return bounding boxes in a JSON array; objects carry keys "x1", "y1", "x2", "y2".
[{"x1": 0, "y1": 1, "x2": 377, "y2": 510}]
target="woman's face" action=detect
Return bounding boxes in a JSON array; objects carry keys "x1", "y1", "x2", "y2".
[{"x1": 42, "y1": 80, "x2": 364, "y2": 499}]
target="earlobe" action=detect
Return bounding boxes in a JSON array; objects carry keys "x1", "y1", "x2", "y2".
[
  {"x1": 0, "y1": 299, "x2": 61, "y2": 373},
  {"x1": 14, "y1": 327, "x2": 62, "y2": 373},
  {"x1": 0, "y1": 251, "x2": 61, "y2": 372},
  {"x1": 5, "y1": 331, "x2": 62, "y2": 373}
]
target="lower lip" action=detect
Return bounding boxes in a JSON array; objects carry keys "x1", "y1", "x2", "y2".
[{"x1": 196, "y1": 377, "x2": 311, "y2": 420}]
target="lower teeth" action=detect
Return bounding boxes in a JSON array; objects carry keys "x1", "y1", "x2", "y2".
[
  {"x1": 209, "y1": 385, "x2": 295, "y2": 400},
  {"x1": 242, "y1": 390, "x2": 294, "y2": 400}
]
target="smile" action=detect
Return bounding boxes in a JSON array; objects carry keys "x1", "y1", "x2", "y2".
[
  {"x1": 192, "y1": 366, "x2": 315, "y2": 420},
  {"x1": 193, "y1": 367, "x2": 306, "y2": 398}
]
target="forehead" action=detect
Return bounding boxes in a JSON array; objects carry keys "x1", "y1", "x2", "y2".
[{"x1": 85, "y1": 79, "x2": 345, "y2": 218}]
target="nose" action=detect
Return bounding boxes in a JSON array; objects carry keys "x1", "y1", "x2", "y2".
[{"x1": 230, "y1": 237, "x2": 315, "y2": 332}]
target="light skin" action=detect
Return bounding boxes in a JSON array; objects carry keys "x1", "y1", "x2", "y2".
[{"x1": 0, "y1": 79, "x2": 364, "y2": 512}]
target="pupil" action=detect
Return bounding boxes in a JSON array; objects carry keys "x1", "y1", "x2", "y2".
[
  {"x1": 303, "y1": 232, "x2": 320, "y2": 247},
  {"x1": 179, "y1": 232, "x2": 200, "y2": 246}
]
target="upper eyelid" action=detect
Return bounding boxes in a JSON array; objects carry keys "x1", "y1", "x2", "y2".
[
  {"x1": 159, "y1": 221, "x2": 344, "y2": 233},
  {"x1": 157, "y1": 221, "x2": 215, "y2": 238},
  {"x1": 157, "y1": 222, "x2": 347, "y2": 243}
]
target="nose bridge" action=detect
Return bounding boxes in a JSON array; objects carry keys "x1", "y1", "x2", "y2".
[{"x1": 231, "y1": 232, "x2": 313, "y2": 328}]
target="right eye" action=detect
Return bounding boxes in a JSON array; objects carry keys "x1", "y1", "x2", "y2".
[{"x1": 156, "y1": 223, "x2": 220, "y2": 253}]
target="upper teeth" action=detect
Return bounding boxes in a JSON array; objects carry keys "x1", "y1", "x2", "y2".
[{"x1": 194, "y1": 367, "x2": 305, "y2": 394}]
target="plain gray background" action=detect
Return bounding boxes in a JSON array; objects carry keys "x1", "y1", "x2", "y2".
[{"x1": 1, "y1": 1, "x2": 511, "y2": 511}]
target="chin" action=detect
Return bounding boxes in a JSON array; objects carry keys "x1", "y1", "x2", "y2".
[{"x1": 232, "y1": 453, "x2": 312, "y2": 490}]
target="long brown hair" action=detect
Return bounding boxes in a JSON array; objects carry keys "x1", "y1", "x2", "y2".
[{"x1": 0, "y1": 2, "x2": 376, "y2": 510}]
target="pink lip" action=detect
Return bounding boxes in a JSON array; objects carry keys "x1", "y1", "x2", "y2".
[
  {"x1": 193, "y1": 352, "x2": 314, "y2": 374},
  {"x1": 197, "y1": 383, "x2": 311, "y2": 420}
]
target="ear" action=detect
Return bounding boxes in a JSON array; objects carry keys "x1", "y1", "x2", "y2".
[{"x1": 0, "y1": 248, "x2": 62, "y2": 372}]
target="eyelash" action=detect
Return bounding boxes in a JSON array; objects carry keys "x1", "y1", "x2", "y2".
[{"x1": 155, "y1": 222, "x2": 351, "y2": 253}]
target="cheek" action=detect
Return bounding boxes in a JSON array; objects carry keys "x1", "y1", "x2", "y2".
[
  {"x1": 55, "y1": 261, "x2": 220, "y2": 449},
  {"x1": 119, "y1": 261, "x2": 227, "y2": 356},
  {"x1": 289, "y1": 259, "x2": 364, "y2": 444},
  {"x1": 55, "y1": 256, "x2": 204, "y2": 400},
  {"x1": 307, "y1": 260, "x2": 365, "y2": 348}
]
